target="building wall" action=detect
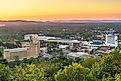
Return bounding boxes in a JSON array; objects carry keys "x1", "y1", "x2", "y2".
[
  {"x1": 27, "y1": 41, "x2": 40, "y2": 58},
  {"x1": 9, "y1": 51, "x2": 28, "y2": 60},
  {"x1": 4, "y1": 50, "x2": 28, "y2": 61},
  {"x1": 27, "y1": 44, "x2": 37, "y2": 58},
  {"x1": 3, "y1": 51, "x2": 10, "y2": 60}
]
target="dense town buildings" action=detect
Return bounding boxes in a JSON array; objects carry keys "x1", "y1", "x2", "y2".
[{"x1": 3, "y1": 29, "x2": 120, "y2": 61}]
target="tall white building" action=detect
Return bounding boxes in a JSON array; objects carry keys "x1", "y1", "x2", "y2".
[{"x1": 105, "y1": 34, "x2": 118, "y2": 47}]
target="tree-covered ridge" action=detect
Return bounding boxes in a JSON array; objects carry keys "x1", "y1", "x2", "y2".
[{"x1": 0, "y1": 49, "x2": 121, "y2": 81}]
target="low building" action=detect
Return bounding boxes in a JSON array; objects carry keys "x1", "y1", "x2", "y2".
[
  {"x1": 88, "y1": 40, "x2": 103, "y2": 47},
  {"x1": 96, "y1": 46, "x2": 113, "y2": 56},
  {"x1": 70, "y1": 40, "x2": 80, "y2": 49},
  {"x1": 4, "y1": 48, "x2": 28, "y2": 61},
  {"x1": 59, "y1": 45, "x2": 69, "y2": 49},
  {"x1": 67, "y1": 52, "x2": 93, "y2": 59}
]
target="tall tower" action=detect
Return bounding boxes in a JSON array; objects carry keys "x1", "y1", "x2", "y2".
[
  {"x1": 29, "y1": 34, "x2": 40, "y2": 57},
  {"x1": 32, "y1": 34, "x2": 40, "y2": 56}
]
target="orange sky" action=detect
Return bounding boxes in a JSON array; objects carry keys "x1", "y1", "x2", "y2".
[{"x1": 0, "y1": 0, "x2": 121, "y2": 20}]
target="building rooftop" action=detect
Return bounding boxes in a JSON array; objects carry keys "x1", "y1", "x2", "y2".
[
  {"x1": 4, "y1": 48, "x2": 27, "y2": 53},
  {"x1": 71, "y1": 40, "x2": 80, "y2": 43},
  {"x1": 67, "y1": 52, "x2": 89, "y2": 58},
  {"x1": 59, "y1": 45, "x2": 69, "y2": 49}
]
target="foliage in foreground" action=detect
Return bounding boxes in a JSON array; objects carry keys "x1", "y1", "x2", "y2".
[
  {"x1": 13, "y1": 64, "x2": 45, "y2": 81},
  {"x1": 0, "y1": 49, "x2": 121, "y2": 81},
  {"x1": 55, "y1": 63, "x2": 96, "y2": 81},
  {"x1": 92, "y1": 49, "x2": 121, "y2": 81},
  {"x1": 0, "y1": 64, "x2": 12, "y2": 81}
]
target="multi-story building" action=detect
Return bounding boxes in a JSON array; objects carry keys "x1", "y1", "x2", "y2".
[
  {"x1": 3, "y1": 34, "x2": 40, "y2": 61},
  {"x1": 105, "y1": 34, "x2": 118, "y2": 47}
]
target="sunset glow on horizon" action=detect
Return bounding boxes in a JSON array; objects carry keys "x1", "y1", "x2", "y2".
[{"x1": 0, "y1": 0, "x2": 121, "y2": 20}]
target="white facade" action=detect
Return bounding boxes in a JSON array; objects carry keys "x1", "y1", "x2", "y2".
[
  {"x1": 105, "y1": 34, "x2": 118, "y2": 47},
  {"x1": 24, "y1": 34, "x2": 39, "y2": 41},
  {"x1": 67, "y1": 52, "x2": 90, "y2": 59}
]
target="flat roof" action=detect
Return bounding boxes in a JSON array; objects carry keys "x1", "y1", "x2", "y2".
[
  {"x1": 67, "y1": 52, "x2": 89, "y2": 58},
  {"x1": 4, "y1": 48, "x2": 27, "y2": 52}
]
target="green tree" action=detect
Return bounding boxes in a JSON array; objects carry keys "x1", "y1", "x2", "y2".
[
  {"x1": 0, "y1": 64, "x2": 13, "y2": 81},
  {"x1": 102, "y1": 75, "x2": 114, "y2": 81},
  {"x1": 92, "y1": 48, "x2": 121, "y2": 80},
  {"x1": 0, "y1": 51, "x2": 2, "y2": 57},
  {"x1": 22, "y1": 58, "x2": 28, "y2": 63},
  {"x1": 13, "y1": 64, "x2": 45, "y2": 81},
  {"x1": 81, "y1": 58, "x2": 97, "y2": 68},
  {"x1": 115, "y1": 73, "x2": 121, "y2": 81},
  {"x1": 38, "y1": 60, "x2": 61, "y2": 81},
  {"x1": 47, "y1": 46, "x2": 52, "y2": 54},
  {"x1": 55, "y1": 63, "x2": 96, "y2": 81}
]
